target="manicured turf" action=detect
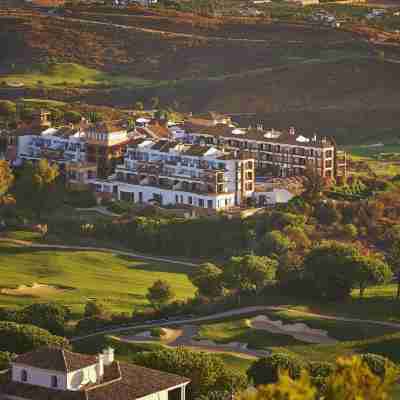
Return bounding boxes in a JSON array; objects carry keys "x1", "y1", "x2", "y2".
[
  {"x1": 196, "y1": 310, "x2": 399, "y2": 353},
  {"x1": 198, "y1": 319, "x2": 304, "y2": 350},
  {"x1": 272, "y1": 330, "x2": 400, "y2": 364},
  {"x1": 0, "y1": 245, "x2": 196, "y2": 316},
  {"x1": 3, "y1": 63, "x2": 153, "y2": 89},
  {"x1": 264, "y1": 310, "x2": 399, "y2": 341}
]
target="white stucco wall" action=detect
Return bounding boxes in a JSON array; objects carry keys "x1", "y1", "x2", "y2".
[
  {"x1": 12, "y1": 363, "x2": 67, "y2": 390},
  {"x1": 116, "y1": 183, "x2": 235, "y2": 210},
  {"x1": 67, "y1": 364, "x2": 100, "y2": 390}
]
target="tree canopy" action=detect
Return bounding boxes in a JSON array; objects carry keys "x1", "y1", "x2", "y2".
[
  {"x1": 146, "y1": 280, "x2": 175, "y2": 310},
  {"x1": 189, "y1": 263, "x2": 224, "y2": 298}
]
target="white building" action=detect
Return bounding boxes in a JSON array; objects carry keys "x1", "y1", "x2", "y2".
[
  {"x1": 0, "y1": 346, "x2": 189, "y2": 400},
  {"x1": 91, "y1": 138, "x2": 255, "y2": 210}
]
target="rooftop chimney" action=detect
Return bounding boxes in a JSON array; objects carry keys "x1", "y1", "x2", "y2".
[{"x1": 102, "y1": 347, "x2": 115, "y2": 366}]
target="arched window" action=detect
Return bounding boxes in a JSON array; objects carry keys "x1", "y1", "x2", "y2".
[
  {"x1": 21, "y1": 370, "x2": 28, "y2": 382},
  {"x1": 51, "y1": 375, "x2": 58, "y2": 388}
]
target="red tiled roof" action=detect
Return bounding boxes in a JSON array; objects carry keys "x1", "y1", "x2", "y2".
[
  {"x1": 86, "y1": 362, "x2": 189, "y2": 400},
  {"x1": 1, "y1": 359, "x2": 190, "y2": 400},
  {"x1": 14, "y1": 347, "x2": 98, "y2": 373}
]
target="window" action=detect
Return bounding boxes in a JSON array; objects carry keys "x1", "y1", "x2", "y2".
[
  {"x1": 198, "y1": 199, "x2": 205, "y2": 208},
  {"x1": 21, "y1": 370, "x2": 28, "y2": 382},
  {"x1": 188, "y1": 196, "x2": 193, "y2": 205},
  {"x1": 207, "y1": 200, "x2": 213, "y2": 209},
  {"x1": 175, "y1": 195, "x2": 179, "y2": 203},
  {"x1": 325, "y1": 160, "x2": 332, "y2": 168},
  {"x1": 51, "y1": 376, "x2": 58, "y2": 388}
]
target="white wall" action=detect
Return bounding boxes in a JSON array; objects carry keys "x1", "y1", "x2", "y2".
[
  {"x1": 138, "y1": 388, "x2": 169, "y2": 400},
  {"x1": 116, "y1": 183, "x2": 235, "y2": 210},
  {"x1": 12, "y1": 363, "x2": 67, "y2": 390},
  {"x1": 67, "y1": 364, "x2": 100, "y2": 390}
]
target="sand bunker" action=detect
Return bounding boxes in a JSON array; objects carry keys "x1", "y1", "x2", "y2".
[
  {"x1": 1, "y1": 283, "x2": 69, "y2": 297},
  {"x1": 250, "y1": 315, "x2": 338, "y2": 344},
  {"x1": 134, "y1": 328, "x2": 181, "y2": 342}
]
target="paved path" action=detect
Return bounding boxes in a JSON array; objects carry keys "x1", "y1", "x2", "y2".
[
  {"x1": 70, "y1": 304, "x2": 400, "y2": 343},
  {"x1": 75, "y1": 206, "x2": 121, "y2": 217}
]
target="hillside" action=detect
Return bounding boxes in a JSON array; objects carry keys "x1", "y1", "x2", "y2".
[{"x1": 1, "y1": 9, "x2": 400, "y2": 144}]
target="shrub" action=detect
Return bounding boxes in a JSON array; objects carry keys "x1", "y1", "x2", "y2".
[
  {"x1": 0, "y1": 321, "x2": 69, "y2": 354},
  {"x1": 150, "y1": 327, "x2": 165, "y2": 338},
  {"x1": 247, "y1": 353, "x2": 304, "y2": 386},
  {"x1": 133, "y1": 347, "x2": 247, "y2": 398},
  {"x1": 0, "y1": 351, "x2": 12, "y2": 370},
  {"x1": 19, "y1": 302, "x2": 70, "y2": 336},
  {"x1": 64, "y1": 189, "x2": 97, "y2": 208},
  {"x1": 360, "y1": 353, "x2": 395, "y2": 378},
  {"x1": 342, "y1": 223, "x2": 358, "y2": 239},
  {"x1": 84, "y1": 300, "x2": 107, "y2": 318}
]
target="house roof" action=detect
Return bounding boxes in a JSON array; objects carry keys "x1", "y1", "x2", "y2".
[
  {"x1": 184, "y1": 123, "x2": 335, "y2": 148},
  {"x1": 2, "y1": 358, "x2": 190, "y2": 400},
  {"x1": 86, "y1": 362, "x2": 189, "y2": 400},
  {"x1": 146, "y1": 122, "x2": 171, "y2": 139},
  {"x1": 14, "y1": 347, "x2": 98, "y2": 373}
]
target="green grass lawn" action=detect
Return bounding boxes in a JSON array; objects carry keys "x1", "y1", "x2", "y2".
[
  {"x1": 197, "y1": 319, "x2": 304, "y2": 350},
  {"x1": 264, "y1": 309, "x2": 398, "y2": 341},
  {"x1": 1, "y1": 63, "x2": 154, "y2": 90},
  {"x1": 196, "y1": 309, "x2": 398, "y2": 353},
  {"x1": 0, "y1": 245, "x2": 195, "y2": 317}
]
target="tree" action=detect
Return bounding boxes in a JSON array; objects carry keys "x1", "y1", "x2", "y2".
[
  {"x1": 239, "y1": 356, "x2": 397, "y2": 400},
  {"x1": 14, "y1": 160, "x2": 63, "y2": 218},
  {"x1": 258, "y1": 231, "x2": 294, "y2": 257},
  {"x1": 146, "y1": 280, "x2": 175, "y2": 310},
  {"x1": 342, "y1": 223, "x2": 358, "y2": 240},
  {"x1": 223, "y1": 254, "x2": 277, "y2": 294},
  {"x1": 283, "y1": 226, "x2": 311, "y2": 252},
  {"x1": 134, "y1": 101, "x2": 144, "y2": 111},
  {"x1": 64, "y1": 110, "x2": 82, "y2": 124},
  {"x1": 0, "y1": 100, "x2": 16, "y2": 119},
  {"x1": 388, "y1": 239, "x2": 400, "y2": 299},
  {"x1": 302, "y1": 241, "x2": 361, "y2": 301},
  {"x1": 313, "y1": 201, "x2": 341, "y2": 225},
  {"x1": 19, "y1": 302, "x2": 70, "y2": 336},
  {"x1": 84, "y1": 300, "x2": 106, "y2": 318},
  {"x1": 353, "y1": 255, "x2": 392, "y2": 298},
  {"x1": 302, "y1": 163, "x2": 326, "y2": 202},
  {"x1": 0, "y1": 161, "x2": 14, "y2": 197},
  {"x1": 247, "y1": 353, "x2": 304, "y2": 386},
  {"x1": 0, "y1": 321, "x2": 69, "y2": 354},
  {"x1": 150, "y1": 97, "x2": 160, "y2": 110},
  {"x1": 189, "y1": 263, "x2": 224, "y2": 298},
  {"x1": 133, "y1": 347, "x2": 247, "y2": 399}
]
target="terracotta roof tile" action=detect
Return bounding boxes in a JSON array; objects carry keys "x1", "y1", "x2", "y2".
[{"x1": 14, "y1": 347, "x2": 98, "y2": 373}]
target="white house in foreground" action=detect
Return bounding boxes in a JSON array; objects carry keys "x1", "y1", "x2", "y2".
[{"x1": 0, "y1": 346, "x2": 190, "y2": 400}]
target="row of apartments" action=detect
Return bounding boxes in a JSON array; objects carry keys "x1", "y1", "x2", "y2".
[
  {"x1": 12, "y1": 111, "x2": 347, "y2": 210},
  {"x1": 92, "y1": 138, "x2": 255, "y2": 210},
  {"x1": 15, "y1": 119, "x2": 133, "y2": 186},
  {"x1": 182, "y1": 123, "x2": 347, "y2": 180}
]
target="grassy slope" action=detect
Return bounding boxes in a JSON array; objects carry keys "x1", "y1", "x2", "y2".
[
  {"x1": 0, "y1": 245, "x2": 196, "y2": 316},
  {"x1": 1, "y1": 11, "x2": 400, "y2": 144},
  {"x1": 2, "y1": 63, "x2": 153, "y2": 89}
]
